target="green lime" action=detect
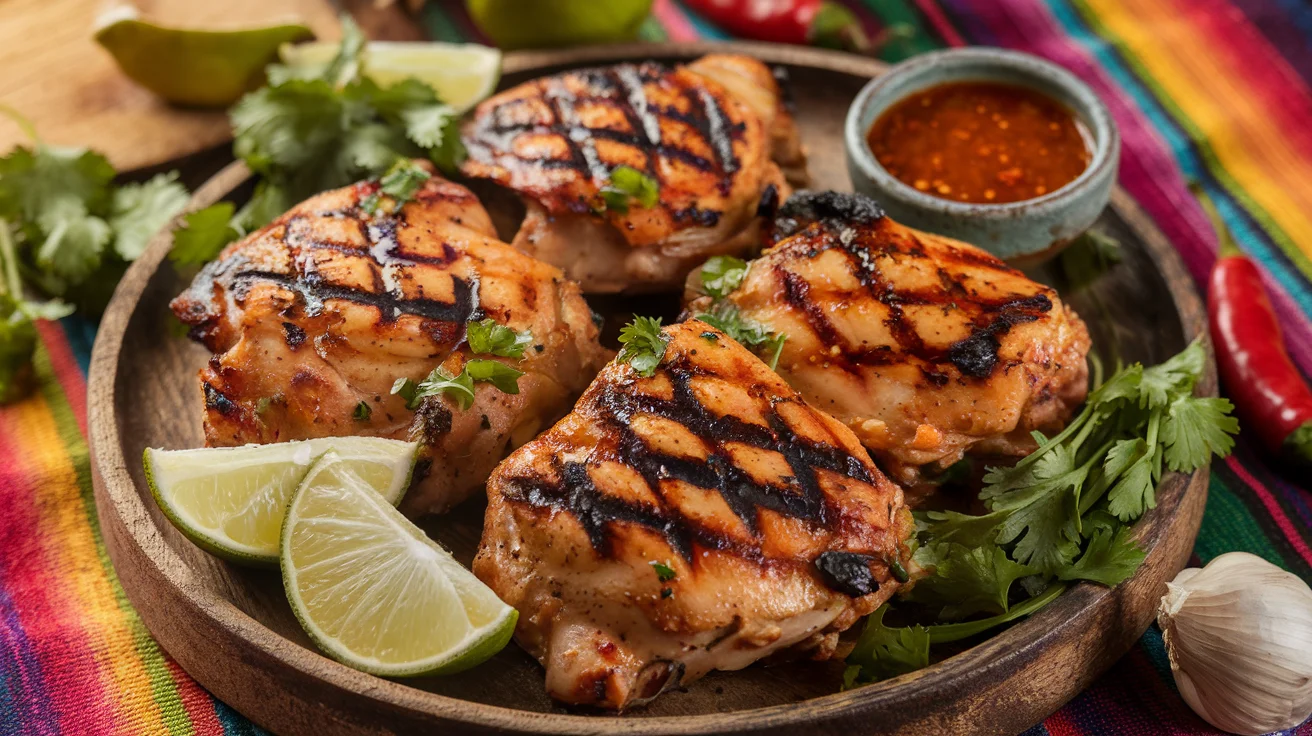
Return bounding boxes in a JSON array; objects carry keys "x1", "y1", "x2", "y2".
[
  {"x1": 281, "y1": 451, "x2": 517, "y2": 676},
  {"x1": 94, "y1": 6, "x2": 314, "y2": 107},
  {"x1": 465, "y1": 0, "x2": 653, "y2": 50},
  {"x1": 144, "y1": 437, "x2": 417, "y2": 566},
  {"x1": 278, "y1": 41, "x2": 501, "y2": 112}
]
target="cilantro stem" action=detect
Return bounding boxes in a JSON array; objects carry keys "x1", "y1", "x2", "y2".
[
  {"x1": 925, "y1": 583, "x2": 1068, "y2": 644},
  {"x1": 1012, "y1": 403, "x2": 1094, "y2": 473},
  {"x1": 0, "y1": 104, "x2": 39, "y2": 144},
  {"x1": 0, "y1": 218, "x2": 22, "y2": 298},
  {"x1": 1076, "y1": 436, "x2": 1122, "y2": 516}
]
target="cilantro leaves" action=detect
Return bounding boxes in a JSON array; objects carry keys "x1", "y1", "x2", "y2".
[
  {"x1": 694, "y1": 303, "x2": 787, "y2": 370},
  {"x1": 598, "y1": 166, "x2": 659, "y2": 213},
  {"x1": 172, "y1": 15, "x2": 467, "y2": 261},
  {"x1": 691, "y1": 254, "x2": 788, "y2": 370},
  {"x1": 360, "y1": 159, "x2": 432, "y2": 215},
  {"x1": 846, "y1": 339, "x2": 1238, "y2": 687},
  {"x1": 0, "y1": 107, "x2": 184, "y2": 402},
  {"x1": 466, "y1": 318, "x2": 532, "y2": 358},
  {"x1": 618, "y1": 316, "x2": 670, "y2": 377},
  {"x1": 389, "y1": 316, "x2": 532, "y2": 412},
  {"x1": 700, "y1": 255, "x2": 748, "y2": 299}
]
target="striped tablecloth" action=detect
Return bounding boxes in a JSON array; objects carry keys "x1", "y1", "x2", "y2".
[{"x1": 3, "y1": 1, "x2": 1311, "y2": 734}]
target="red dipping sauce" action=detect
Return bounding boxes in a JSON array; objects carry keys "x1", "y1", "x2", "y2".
[{"x1": 867, "y1": 81, "x2": 1092, "y2": 204}]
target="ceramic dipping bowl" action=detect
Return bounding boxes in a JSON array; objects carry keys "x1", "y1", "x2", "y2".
[{"x1": 845, "y1": 47, "x2": 1120, "y2": 262}]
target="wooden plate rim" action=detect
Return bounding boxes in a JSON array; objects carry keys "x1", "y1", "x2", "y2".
[{"x1": 88, "y1": 41, "x2": 1212, "y2": 735}]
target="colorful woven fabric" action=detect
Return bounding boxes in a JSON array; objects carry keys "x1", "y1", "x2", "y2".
[{"x1": 2, "y1": 1, "x2": 1310, "y2": 734}]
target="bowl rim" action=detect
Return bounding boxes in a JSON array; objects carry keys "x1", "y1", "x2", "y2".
[{"x1": 844, "y1": 46, "x2": 1119, "y2": 217}]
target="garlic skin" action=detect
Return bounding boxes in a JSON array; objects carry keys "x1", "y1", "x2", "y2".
[{"x1": 1157, "y1": 552, "x2": 1312, "y2": 735}]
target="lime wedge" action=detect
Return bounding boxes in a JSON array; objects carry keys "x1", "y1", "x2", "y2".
[
  {"x1": 144, "y1": 437, "x2": 417, "y2": 566},
  {"x1": 94, "y1": 6, "x2": 314, "y2": 107},
  {"x1": 278, "y1": 41, "x2": 501, "y2": 112},
  {"x1": 281, "y1": 451, "x2": 517, "y2": 676},
  {"x1": 465, "y1": 0, "x2": 653, "y2": 50}
]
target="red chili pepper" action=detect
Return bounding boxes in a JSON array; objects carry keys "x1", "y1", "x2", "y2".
[
  {"x1": 1196, "y1": 186, "x2": 1312, "y2": 465},
  {"x1": 681, "y1": 0, "x2": 871, "y2": 51}
]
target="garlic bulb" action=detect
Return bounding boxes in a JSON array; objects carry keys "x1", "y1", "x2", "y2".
[{"x1": 1157, "y1": 552, "x2": 1312, "y2": 735}]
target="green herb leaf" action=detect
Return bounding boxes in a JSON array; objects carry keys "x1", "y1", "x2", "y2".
[
  {"x1": 694, "y1": 303, "x2": 787, "y2": 370},
  {"x1": 320, "y1": 14, "x2": 366, "y2": 87},
  {"x1": 170, "y1": 203, "x2": 240, "y2": 265},
  {"x1": 353, "y1": 401, "x2": 372, "y2": 421},
  {"x1": 905, "y1": 543, "x2": 1034, "y2": 621},
  {"x1": 699, "y1": 255, "x2": 748, "y2": 298},
  {"x1": 598, "y1": 165, "x2": 659, "y2": 213},
  {"x1": 109, "y1": 172, "x2": 190, "y2": 260},
  {"x1": 650, "y1": 561, "x2": 676, "y2": 582},
  {"x1": 1161, "y1": 396, "x2": 1239, "y2": 472},
  {"x1": 465, "y1": 358, "x2": 524, "y2": 395},
  {"x1": 618, "y1": 316, "x2": 669, "y2": 377},
  {"x1": 843, "y1": 605, "x2": 930, "y2": 686},
  {"x1": 390, "y1": 376, "x2": 419, "y2": 409},
  {"x1": 412, "y1": 366, "x2": 476, "y2": 410},
  {"x1": 362, "y1": 159, "x2": 432, "y2": 215},
  {"x1": 466, "y1": 318, "x2": 532, "y2": 358},
  {"x1": 1057, "y1": 526, "x2": 1145, "y2": 586},
  {"x1": 1137, "y1": 340, "x2": 1204, "y2": 408}
]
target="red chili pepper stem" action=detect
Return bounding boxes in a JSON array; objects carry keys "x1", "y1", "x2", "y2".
[{"x1": 1195, "y1": 183, "x2": 1312, "y2": 467}]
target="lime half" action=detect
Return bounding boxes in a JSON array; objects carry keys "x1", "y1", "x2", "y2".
[
  {"x1": 281, "y1": 451, "x2": 517, "y2": 676},
  {"x1": 94, "y1": 6, "x2": 314, "y2": 107},
  {"x1": 279, "y1": 41, "x2": 501, "y2": 112},
  {"x1": 144, "y1": 437, "x2": 417, "y2": 566}
]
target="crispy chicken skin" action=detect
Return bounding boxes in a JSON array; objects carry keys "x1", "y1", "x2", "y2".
[
  {"x1": 460, "y1": 54, "x2": 805, "y2": 293},
  {"x1": 687, "y1": 192, "x2": 1091, "y2": 483},
  {"x1": 170, "y1": 165, "x2": 608, "y2": 514},
  {"x1": 474, "y1": 321, "x2": 912, "y2": 709}
]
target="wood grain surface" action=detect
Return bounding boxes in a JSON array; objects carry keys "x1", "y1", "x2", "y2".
[
  {"x1": 88, "y1": 42, "x2": 1214, "y2": 736},
  {"x1": 0, "y1": 0, "x2": 425, "y2": 172}
]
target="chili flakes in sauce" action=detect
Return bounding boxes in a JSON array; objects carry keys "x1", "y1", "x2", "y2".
[{"x1": 867, "y1": 81, "x2": 1091, "y2": 204}]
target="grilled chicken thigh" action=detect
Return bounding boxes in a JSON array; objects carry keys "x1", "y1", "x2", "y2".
[
  {"x1": 171, "y1": 166, "x2": 608, "y2": 514},
  {"x1": 687, "y1": 192, "x2": 1091, "y2": 483},
  {"x1": 460, "y1": 54, "x2": 805, "y2": 293},
  {"x1": 474, "y1": 320, "x2": 912, "y2": 709}
]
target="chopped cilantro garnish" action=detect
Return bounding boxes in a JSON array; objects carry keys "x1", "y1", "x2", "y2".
[
  {"x1": 700, "y1": 255, "x2": 748, "y2": 298},
  {"x1": 361, "y1": 159, "x2": 432, "y2": 215},
  {"x1": 617, "y1": 316, "x2": 669, "y2": 377},
  {"x1": 352, "y1": 401, "x2": 372, "y2": 421},
  {"x1": 466, "y1": 318, "x2": 532, "y2": 358},
  {"x1": 391, "y1": 358, "x2": 524, "y2": 411},
  {"x1": 694, "y1": 303, "x2": 787, "y2": 370},
  {"x1": 598, "y1": 165, "x2": 659, "y2": 214},
  {"x1": 650, "y1": 560, "x2": 676, "y2": 582}
]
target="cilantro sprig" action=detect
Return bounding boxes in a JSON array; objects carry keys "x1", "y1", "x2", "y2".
[
  {"x1": 845, "y1": 339, "x2": 1238, "y2": 686},
  {"x1": 391, "y1": 358, "x2": 524, "y2": 412},
  {"x1": 172, "y1": 16, "x2": 466, "y2": 264},
  {"x1": 692, "y1": 254, "x2": 787, "y2": 370},
  {"x1": 617, "y1": 316, "x2": 670, "y2": 377},
  {"x1": 0, "y1": 106, "x2": 188, "y2": 305},
  {"x1": 695, "y1": 302, "x2": 787, "y2": 370},
  {"x1": 466, "y1": 318, "x2": 533, "y2": 358},
  {"x1": 598, "y1": 166, "x2": 659, "y2": 214}
]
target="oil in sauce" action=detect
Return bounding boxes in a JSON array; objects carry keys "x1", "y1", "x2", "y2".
[{"x1": 867, "y1": 81, "x2": 1092, "y2": 204}]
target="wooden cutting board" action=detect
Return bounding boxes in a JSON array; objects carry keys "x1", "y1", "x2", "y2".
[{"x1": 0, "y1": 0, "x2": 342, "y2": 172}]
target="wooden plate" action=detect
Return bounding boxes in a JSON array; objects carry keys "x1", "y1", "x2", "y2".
[{"x1": 88, "y1": 42, "x2": 1212, "y2": 736}]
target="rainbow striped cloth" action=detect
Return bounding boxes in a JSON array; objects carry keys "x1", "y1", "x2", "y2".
[{"x1": 4, "y1": 1, "x2": 1311, "y2": 734}]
